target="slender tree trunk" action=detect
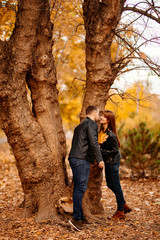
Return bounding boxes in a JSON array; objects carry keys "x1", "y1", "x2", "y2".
[
  {"x1": 0, "y1": 0, "x2": 69, "y2": 222},
  {"x1": 82, "y1": 0, "x2": 125, "y2": 216}
]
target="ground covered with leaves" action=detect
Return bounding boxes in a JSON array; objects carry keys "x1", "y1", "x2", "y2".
[{"x1": 0, "y1": 142, "x2": 160, "y2": 240}]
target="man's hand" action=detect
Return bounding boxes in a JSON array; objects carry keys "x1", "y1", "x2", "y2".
[{"x1": 98, "y1": 161, "x2": 104, "y2": 169}]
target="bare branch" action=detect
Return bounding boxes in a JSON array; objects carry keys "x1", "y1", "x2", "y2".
[
  {"x1": 108, "y1": 87, "x2": 156, "y2": 108},
  {"x1": 123, "y1": 6, "x2": 160, "y2": 23},
  {"x1": 113, "y1": 31, "x2": 160, "y2": 77}
]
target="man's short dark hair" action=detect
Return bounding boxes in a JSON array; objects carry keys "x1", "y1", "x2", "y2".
[{"x1": 86, "y1": 105, "x2": 98, "y2": 115}]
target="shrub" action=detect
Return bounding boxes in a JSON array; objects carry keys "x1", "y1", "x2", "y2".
[{"x1": 121, "y1": 122, "x2": 160, "y2": 177}]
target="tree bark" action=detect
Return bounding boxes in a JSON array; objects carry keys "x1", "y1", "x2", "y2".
[
  {"x1": 81, "y1": 0, "x2": 125, "y2": 119},
  {"x1": 82, "y1": 0, "x2": 125, "y2": 216},
  {"x1": 0, "y1": 0, "x2": 69, "y2": 222}
]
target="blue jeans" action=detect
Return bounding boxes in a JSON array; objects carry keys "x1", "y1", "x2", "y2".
[
  {"x1": 105, "y1": 161, "x2": 125, "y2": 211},
  {"x1": 69, "y1": 158, "x2": 90, "y2": 220}
]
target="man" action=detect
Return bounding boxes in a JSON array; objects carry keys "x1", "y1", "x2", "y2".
[{"x1": 68, "y1": 105, "x2": 104, "y2": 231}]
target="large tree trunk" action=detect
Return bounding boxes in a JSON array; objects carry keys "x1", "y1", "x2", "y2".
[
  {"x1": 82, "y1": 0, "x2": 125, "y2": 216},
  {"x1": 0, "y1": 0, "x2": 69, "y2": 222},
  {"x1": 81, "y1": 0, "x2": 125, "y2": 118}
]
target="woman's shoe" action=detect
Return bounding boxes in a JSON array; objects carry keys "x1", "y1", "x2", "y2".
[
  {"x1": 124, "y1": 203, "x2": 132, "y2": 214},
  {"x1": 107, "y1": 210, "x2": 125, "y2": 220}
]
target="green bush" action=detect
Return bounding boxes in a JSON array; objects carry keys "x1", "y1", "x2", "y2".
[{"x1": 121, "y1": 122, "x2": 160, "y2": 177}]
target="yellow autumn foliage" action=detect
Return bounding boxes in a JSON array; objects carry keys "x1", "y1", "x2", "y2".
[
  {"x1": 0, "y1": 0, "x2": 18, "y2": 41},
  {"x1": 106, "y1": 82, "x2": 159, "y2": 132}
]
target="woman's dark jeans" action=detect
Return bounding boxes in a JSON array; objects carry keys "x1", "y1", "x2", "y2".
[
  {"x1": 69, "y1": 158, "x2": 90, "y2": 220},
  {"x1": 105, "y1": 160, "x2": 125, "y2": 211}
]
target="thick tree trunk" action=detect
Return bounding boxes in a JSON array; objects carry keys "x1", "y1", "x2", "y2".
[
  {"x1": 81, "y1": 0, "x2": 124, "y2": 119},
  {"x1": 82, "y1": 0, "x2": 125, "y2": 216},
  {"x1": 0, "y1": 0, "x2": 69, "y2": 222}
]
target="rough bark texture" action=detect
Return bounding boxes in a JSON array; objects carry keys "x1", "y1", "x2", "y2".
[
  {"x1": 82, "y1": 0, "x2": 125, "y2": 216},
  {"x1": 0, "y1": 0, "x2": 69, "y2": 222},
  {"x1": 83, "y1": 162, "x2": 104, "y2": 219},
  {"x1": 81, "y1": 0, "x2": 125, "y2": 119}
]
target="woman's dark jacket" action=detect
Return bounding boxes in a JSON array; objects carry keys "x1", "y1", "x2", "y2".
[
  {"x1": 100, "y1": 129, "x2": 121, "y2": 165},
  {"x1": 69, "y1": 117, "x2": 103, "y2": 164}
]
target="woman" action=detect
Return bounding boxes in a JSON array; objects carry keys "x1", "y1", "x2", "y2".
[{"x1": 98, "y1": 110, "x2": 132, "y2": 220}]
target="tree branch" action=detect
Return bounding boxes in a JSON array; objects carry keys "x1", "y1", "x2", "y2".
[
  {"x1": 123, "y1": 6, "x2": 160, "y2": 23},
  {"x1": 113, "y1": 31, "x2": 160, "y2": 77}
]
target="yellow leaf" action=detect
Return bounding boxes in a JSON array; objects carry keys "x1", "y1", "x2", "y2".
[
  {"x1": 98, "y1": 131, "x2": 108, "y2": 144},
  {"x1": 135, "y1": 221, "x2": 140, "y2": 224},
  {"x1": 140, "y1": 51, "x2": 147, "y2": 60}
]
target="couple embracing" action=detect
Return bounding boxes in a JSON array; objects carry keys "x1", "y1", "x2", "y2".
[{"x1": 68, "y1": 106, "x2": 132, "y2": 231}]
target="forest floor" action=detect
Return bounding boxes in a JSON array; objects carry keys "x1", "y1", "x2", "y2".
[{"x1": 0, "y1": 142, "x2": 160, "y2": 240}]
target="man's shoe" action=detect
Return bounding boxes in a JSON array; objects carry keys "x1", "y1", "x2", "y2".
[
  {"x1": 107, "y1": 210, "x2": 125, "y2": 220},
  {"x1": 82, "y1": 218, "x2": 90, "y2": 225},
  {"x1": 124, "y1": 203, "x2": 132, "y2": 214},
  {"x1": 69, "y1": 218, "x2": 83, "y2": 231}
]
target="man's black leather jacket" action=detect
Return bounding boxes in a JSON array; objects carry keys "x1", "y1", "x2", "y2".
[
  {"x1": 100, "y1": 129, "x2": 121, "y2": 165},
  {"x1": 69, "y1": 117, "x2": 103, "y2": 164}
]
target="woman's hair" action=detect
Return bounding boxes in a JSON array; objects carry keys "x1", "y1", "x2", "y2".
[{"x1": 100, "y1": 110, "x2": 120, "y2": 147}]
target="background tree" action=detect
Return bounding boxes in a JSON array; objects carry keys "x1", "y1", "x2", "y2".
[
  {"x1": 121, "y1": 122, "x2": 160, "y2": 177},
  {"x1": 52, "y1": 0, "x2": 86, "y2": 130}
]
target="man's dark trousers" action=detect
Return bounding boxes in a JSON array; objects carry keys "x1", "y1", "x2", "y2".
[{"x1": 69, "y1": 158, "x2": 90, "y2": 220}]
